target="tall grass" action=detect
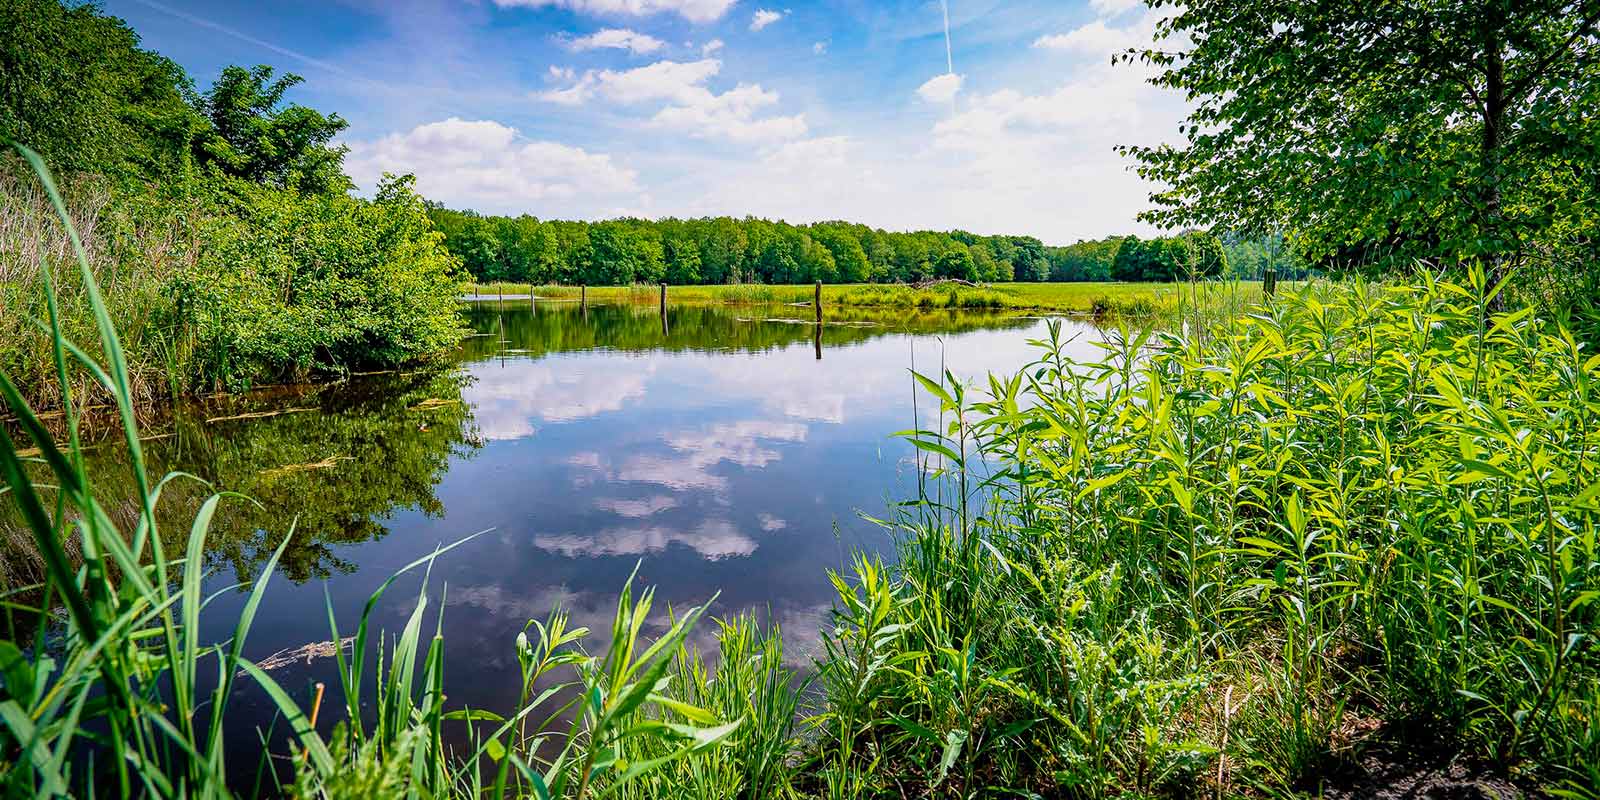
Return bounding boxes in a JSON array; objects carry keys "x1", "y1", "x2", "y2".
[
  {"x1": 815, "y1": 271, "x2": 1598, "y2": 795},
  {"x1": 6, "y1": 138, "x2": 1595, "y2": 798},
  {"x1": 0, "y1": 145, "x2": 744, "y2": 799}
]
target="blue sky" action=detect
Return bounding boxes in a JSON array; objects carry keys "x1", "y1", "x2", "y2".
[{"x1": 102, "y1": 0, "x2": 1182, "y2": 243}]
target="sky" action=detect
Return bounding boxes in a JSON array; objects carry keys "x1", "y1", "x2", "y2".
[{"x1": 101, "y1": 0, "x2": 1186, "y2": 245}]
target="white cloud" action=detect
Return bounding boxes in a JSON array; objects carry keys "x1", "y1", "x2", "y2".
[
  {"x1": 565, "y1": 27, "x2": 666, "y2": 54},
  {"x1": 812, "y1": 40, "x2": 828, "y2": 55},
  {"x1": 490, "y1": 0, "x2": 737, "y2": 23},
  {"x1": 1090, "y1": 0, "x2": 1142, "y2": 16},
  {"x1": 749, "y1": 9, "x2": 786, "y2": 31},
  {"x1": 535, "y1": 519, "x2": 757, "y2": 559},
  {"x1": 547, "y1": 65, "x2": 576, "y2": 82},
  {"x1": 762, "y1": 136, "x2": 852, "y2": 171},
  {"x1": 916, "y1": 72, "x2": 963, "y2": 104},
  {"x1": 343, "y1": 118, "x2": 639, "y2": 216},
  {"x1": 651, "y1": 84, "x2": 807, "y2": 142},
  {"x1": 594, "y1": 495, "x2": 680, "y2": 517},
  {"x1": 758, "y1": 513, "x2": 787, "y2": 531},
  {"x1": 1034, "y1": 8, "x2": 1161, "y2": 57},
  {"x1": 700, "y1": 38, "x2": 724, "y2": 55},
  {"x1": 454, "y1": 355, "x2": 654, "y2": 439},
  {"x1": 540, "y1": 58, "x2": 721, "y2": 105},
  {"x1": 539, "y1": 59, "x2": 806, "y2": 143}
]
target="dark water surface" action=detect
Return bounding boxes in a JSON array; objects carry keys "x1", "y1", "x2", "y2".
[{"x1": 11, "y1": 300, "x2": 1107, "y2": 761}]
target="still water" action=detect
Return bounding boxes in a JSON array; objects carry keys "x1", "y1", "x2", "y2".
[{"x1": 13, "y1": 300, "x2": 1105, "y2": 754}]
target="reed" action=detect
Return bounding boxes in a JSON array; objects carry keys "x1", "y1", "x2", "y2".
[
  {"x1": 0, "y1": 145, "x2": 740, "y2": 799},
  {"x1": 820, "y1": 270, "x2": 1598, "y2": 795},
  {"x1": 6, "y1": 140, "x2": 1594, "y2": 797}
]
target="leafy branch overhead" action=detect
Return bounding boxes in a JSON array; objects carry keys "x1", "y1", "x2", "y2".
[{"x1": 1120, "y1": 0, "x2": 1600, "y2": 273}]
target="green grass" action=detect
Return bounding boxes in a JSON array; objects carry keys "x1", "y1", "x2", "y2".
[
  {"x1": 464, "y1": 280, "x2": 1273, "y2": 315},
  {"x1": 8, "y1": 142, "x2": 1597, "y2": 798}
]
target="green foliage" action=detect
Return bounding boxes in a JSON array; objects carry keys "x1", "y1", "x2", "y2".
[
  {"x1": 191, "y1": 65, "x2": 350, "y2": 196},
  {"x1": 1045, "y1": 236, "x2": 1122, "y2": 281},
  {"x1": 0, "y1": 144, "x2": 740, "y2": 800},
  {"x1": 0, "y1": 2, "x2": 463, "y2": 407},
  {"x1": 0, "y1": 0, "x2": 199, "y2": 184},
  {"x1": 830, "y1": 273, "x2": 1599, "y2": 795},
  {"x1": 1122, "y1": 0, "x2": 1600, "y2": 277},
  {"x1": 176, "y1": 173, "x2": 464, "y2": 390},
  {"x1": 428, "y1": 208, "x2": 1061, "y2": 287},
  {"x1": 1110, "y1": 231, "x2": 1227, "y2": 282}
]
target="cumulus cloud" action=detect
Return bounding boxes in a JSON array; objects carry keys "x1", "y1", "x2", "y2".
[
  {"x1": 749, "y1": 9, "x2": 786, "y2": 31},
  {"x1": 1090, "y1": 0, "x2": 1142, "y2": 15},
  {"x1": 456, "y1": 356, "x2": 654, "y2": 439},
  {"x1": 916, "y1": 72, "x2": 964, "y2": 104},
  {"x1": 490, "y1": 0, "x2": 737, "y2": 23},
  {"x1": 762, "y1": 136, "x2": 852, "y2": 170},
  {"x1": 594, "y1": 495, "x2": 680, "y2": 518},
  {"x1": 536, "y1": 519, "x2": 757, "y2": 559},
  {"x1": 565, "y1": 27, "x2": 666, "y2": 54},
  {"x1": 342, "y1": 118, "x2": 638, "y2": 216},
  {"x1": 1033, "y1": 7, "x2": 1162, "y2": 56},
  {"x1": 812, "y1": 40, "x2": 828, "y2": 55},
  {"x1": 539, "y1": 59, "x2": 806, "y2": 143},
  {"x1": 700, "y1": 38, "x2": 724, "y2": 55}
]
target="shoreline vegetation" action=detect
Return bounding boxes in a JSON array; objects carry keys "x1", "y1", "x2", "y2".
[
  {"x1": 5, "y1": 0, "x2": 1600, "y2": 797},
  {"x1": 463, "y1": 280, "x2": 1268, "y2": 318},
  {"x1": 3, "y1": 152, "x2": 1595, "y2": 796}
]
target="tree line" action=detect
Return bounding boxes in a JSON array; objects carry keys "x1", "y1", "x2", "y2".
[{"x1": 429, "y1": 207, "x2": 1288, "y2": 286}]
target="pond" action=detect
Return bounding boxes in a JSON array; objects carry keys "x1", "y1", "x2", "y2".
[{"x1": 5, "y1": 298, "x2": 1108, "y2": 765}]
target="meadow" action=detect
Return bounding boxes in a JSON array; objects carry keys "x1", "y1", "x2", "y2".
[
  {"x1": 5, "y1": 141, "x2": 1594, "y2": 798},
  {"x1": 463, "y1": 279, "x2": 1268, "y2": 316}
]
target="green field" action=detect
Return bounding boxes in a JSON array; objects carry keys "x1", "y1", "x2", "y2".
[{"x1": 464, "y1": 280, "x2": 1272, "y2": 315}]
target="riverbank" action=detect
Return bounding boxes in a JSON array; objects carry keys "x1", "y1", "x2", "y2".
[
  {"x1": 464, "y1": 279, "x2": 1270, "y2": 316},
  {"x1": 9, "y1": 269, "x2": 1595, "y2": 798}
]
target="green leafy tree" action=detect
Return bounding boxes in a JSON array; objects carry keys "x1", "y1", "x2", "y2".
[
  {"x1": 665, "y1": 237, "x2": 702, "y2": 284},
  {"x1": 1121, "y1": 0, "x2": 1600, "y2": 277},
  {"x1": 935, "y1": 246, "x2": 977, "y2": 281},
  {"x1": 192, "y1": 64, "x2": 350, "y2": 195},
  {"x1": 0, "y1": 0, "x2": 199, "y2": 182}
]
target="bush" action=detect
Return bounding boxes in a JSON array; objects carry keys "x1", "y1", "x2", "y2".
[{"x1": 171, "y1": 173, "x2": 464, "y2": 390}]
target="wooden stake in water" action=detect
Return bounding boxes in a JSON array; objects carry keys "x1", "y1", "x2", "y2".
[
  {"x1": 581, "y1": 284, "x2": 587, "y2": 310},
  {"x1": 660, "y1": 282, "x2": 667, "y2": 315},
  {"x1": 529, "y1": 283, "x2": 535, "y2": 311},
  {"x1": 814, "y1": 280, "x2": 823, "y2": 325}
]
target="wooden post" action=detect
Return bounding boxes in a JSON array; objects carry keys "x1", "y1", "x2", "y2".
[
  {"x1": 814, "y1": 322, "x2": 822, "y2": 361},
  {"x1": 580, "y1": 284, "x2": 587, "y2": 309},
  {"x1": 660, "y1": 282, "x2": 667, "y2": 314},
  {"x1": 498, "y1": 283, "x2": 504, "y2": 311},
  {"x1": 814, "y1": 280, "x2": 823, "y2": 325},
  {"x1": 529, "y1": 283, "x2": 535, "y2": 310}
]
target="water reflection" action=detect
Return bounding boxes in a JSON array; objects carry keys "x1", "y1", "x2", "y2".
[
  {"x1": 1, "y1": 369, "x2": 477, "y2": 588},
  {"x1": 4, "y1": 300, "x2": 1106, "y2": 763}
]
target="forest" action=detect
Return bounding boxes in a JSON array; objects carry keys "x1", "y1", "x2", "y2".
[{"x1": 429, "y1": 206, "x2": 1289, "y2": 286}]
